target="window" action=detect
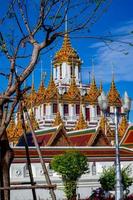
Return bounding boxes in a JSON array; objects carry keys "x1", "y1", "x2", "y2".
[
  {"x1": 64, "y1": 104, "x2": 68, "y2": 115},
  {"x1": 86, "y1": 108, "x2": 90, "y2": 121},
  {"x1": 97, "y1": 105, "x2": 100, "y2": 115},
  {"x1": 43, "y1": 104, "x2": 46, "y2": 114},
  {"x1": 76, "y1": 104, "x2": 80, "y2": 115},
  {"x1": 53, "y1": 103, "x2": 57, "y2": 114}
]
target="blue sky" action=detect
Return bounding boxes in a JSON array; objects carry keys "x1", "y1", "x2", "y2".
[{"x1": 0, "y1": 1, "x2": 133, "y2": 121}]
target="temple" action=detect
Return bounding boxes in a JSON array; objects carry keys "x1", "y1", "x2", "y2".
[{"x1": 6, "y1": 33, "x2": 133, "y2": 200}]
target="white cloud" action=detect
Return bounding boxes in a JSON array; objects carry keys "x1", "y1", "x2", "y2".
[{"x1": 86, "y1": 20, "x2": 133, "y2": 83}]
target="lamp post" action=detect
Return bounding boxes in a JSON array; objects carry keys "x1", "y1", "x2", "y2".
[{"x1": 98, "y1": 91, "x2": 131, "y2": 200}]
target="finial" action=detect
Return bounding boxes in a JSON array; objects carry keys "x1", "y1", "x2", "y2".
[
  {"x1": 65, "y1": 12, "x2": 68, "y2": 33},
  {"x1": 112, "y1": 62, "x2": 115, "y2": 82},
  {"x1": 50, "y1": 56, "x2": 53, "y2": 80},
  {"x1": 91, "y1": 57, "x2": 95, "y2": 79},
  {"x1": 40, "y1": 60, "x2": 43, "y2": 84}
]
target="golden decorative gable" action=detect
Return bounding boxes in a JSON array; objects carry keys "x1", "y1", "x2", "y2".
[
  {"x1": 108, "y1": 79, "x2": 121, "y2": 107},
  {"x1": 63, "y1": 78, "x2": 81, "y2": 102},
  {"x1": 45, "y1": 76, "x2": 59, "y2": 102},
  {"x1": 53, "y1": 33, "x2": 81, "y2": 65},
  {"x1": 75, "y1": 109, "x2": 87, "y2": 130},
  {"x1": 53, "y1": 112, "x2": 64, "y2": 126},
  {"x1": 85, "y1": 78, "x2": 100, "y2": 105},
  {"x1": 118, "y1": 116, "x2": 128, "y2": 137}
]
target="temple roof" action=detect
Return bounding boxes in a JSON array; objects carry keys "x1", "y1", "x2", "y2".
[
  {"x1": 53, "y1": 33, "x2": 81, "y2": 66},
  {"x1": 107, "y1": 79, "x2": 122, "y2": 107}
]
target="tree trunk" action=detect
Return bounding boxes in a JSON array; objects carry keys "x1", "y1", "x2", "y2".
[
  {"x1": 0, "y1": 131, "x2": 14, "y2": 200},
  {"x1": 64, "y1": 180, "x2": 77, "y2": 200}
]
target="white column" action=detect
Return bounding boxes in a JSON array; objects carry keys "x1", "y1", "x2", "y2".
[
  {"x1": 62, "y1": 63, "x2": 66, "y2": 79},
  {"x1": 53, "y1": 67, "x2": 56, "y2": 80},
  {"x1": 46, "y1": 103, "x2": 52, "y2": 119},
  {"x1": 82, "y1": 104, "x2": 86, "y2": 119},
  {"x1": 90, "y1": 105, "x2": 97, "y2": 122},
  {"x1": 57, "y1": 66, "x2": 60, "y2": 82},
  {"x1": 59, "y1": 103, "x2": 63, "y2": 118},
  {"x1": 69, "y1": 104, "x2": 76, "y2": 120},
  {"x1": 75, "y1": 66, "x2": 79, "y2": 81}
]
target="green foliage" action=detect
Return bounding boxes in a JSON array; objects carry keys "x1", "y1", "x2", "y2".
[
  {"x1": 99, "y1": 165, "x2": 133, "y2": 191},
  {"x1": 51, "y1": 151, "x2": 89, "y2": 199}
]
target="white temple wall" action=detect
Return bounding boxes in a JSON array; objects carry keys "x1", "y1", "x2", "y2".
[{"x1": 10, "y1": 161, "x2": 133, "y2": 200}]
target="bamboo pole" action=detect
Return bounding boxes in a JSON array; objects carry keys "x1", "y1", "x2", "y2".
[
  {"x1": 23, "y1": 103, "x2": 56, "y2": 200},
  {"x1": 0, "y1": 184, "x2": 56, "y2": 190},
  {"x1": 20, "y1": 102, "x2": 37, "y2": 200}
]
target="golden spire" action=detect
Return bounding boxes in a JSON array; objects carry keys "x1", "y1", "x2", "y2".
[
  {"x1": 27, "y1": 110, "x2": 39, "y2": 131},
  {"x1": 118, "y1": 116, "x2": 128, "y2": 137},
  {"x1": 85, "y1": 77, "x2": 100, "y2": 105},
  {"x1": 63, "y1": 77, "x2": 81, "y2": 102},
  {"x1": 36, "y1": 71, "x2": 46, "y2": 106},
  {"x1": 107, "y1": 78, "x2": 121, "y2": 107},
  {"x1": 53, "y1": 111, "x2": 64, "y2": 126},
  {"x1": 7, "y1": 117, "x2": 16, "y2": 142},
  {"x1": 53, "y1": 33, "x2": 81, "y2": 65},
  {"x1": 45, "y1": 75, "x2": 59, "y2": 102},
  {"x1": 75, "y1": 108, "x2": 87, "y2": 130}
]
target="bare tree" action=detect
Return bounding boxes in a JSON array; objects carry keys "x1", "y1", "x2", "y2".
[{"x1": 0, "y1": 0, "x2": 111, "y2": 199}]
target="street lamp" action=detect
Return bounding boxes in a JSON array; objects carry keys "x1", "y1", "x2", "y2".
[{"x1": 98, "y1": 91, "x2": 131, "y2": 200}]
